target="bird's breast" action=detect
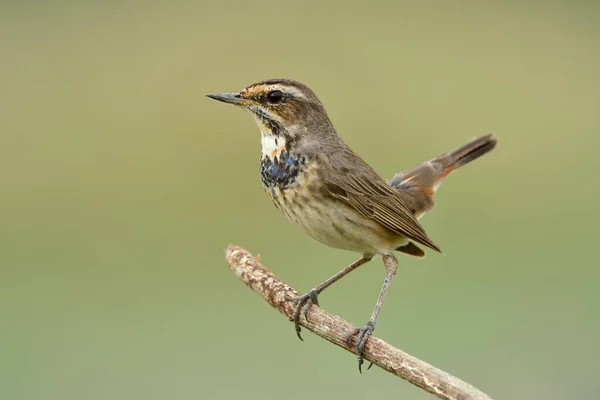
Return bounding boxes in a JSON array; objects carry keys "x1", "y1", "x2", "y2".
[
  {"x1": 259, "y1": 150, "x2": 306, "y2": 190},
  {"x1": 263, "y1": 160, "x2": 329, "y2": 237},
  {"x1": 262, "y1": 158, "x2": 403, "y2": 255}
]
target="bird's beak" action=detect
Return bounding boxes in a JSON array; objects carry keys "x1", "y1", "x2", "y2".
[{"x1": 206, "y1": 92, "x2": 244, "y2": 106}]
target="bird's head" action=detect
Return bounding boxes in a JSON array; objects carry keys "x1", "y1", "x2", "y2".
[{"x1": 207, "y1": 79, "x2": 343, "y2": 157}]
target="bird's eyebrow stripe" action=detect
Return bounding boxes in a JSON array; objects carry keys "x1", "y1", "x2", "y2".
[{"x1": 242, "y1": 84, "x2": 306, "y2": 99}]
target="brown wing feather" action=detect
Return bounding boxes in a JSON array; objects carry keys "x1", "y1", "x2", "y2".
[{"x1": 322, "y1": 149, "x2": 442, "y2": 253}]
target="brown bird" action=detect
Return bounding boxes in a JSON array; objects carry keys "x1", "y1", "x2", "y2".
[{"x1": 207, "y1": 79, "x2": 497, "y2": 372}]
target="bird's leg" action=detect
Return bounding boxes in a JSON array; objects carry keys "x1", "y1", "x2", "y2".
[
  {"x1": 286, "y1": 255, "x2": 373, "y2": 340},
  {"x1": 346, "y1": 254, "x2": 398, "y2": 373}
]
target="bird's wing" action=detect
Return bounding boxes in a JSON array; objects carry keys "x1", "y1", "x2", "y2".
[{"x1": 322, "y1": 149, "x2": 441, "y2": 253}]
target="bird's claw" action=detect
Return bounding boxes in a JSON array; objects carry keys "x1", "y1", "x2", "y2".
[
  {"x1": 346, "y1": 321, "x2": 375, "y2": 373},
  {"x1": 285, "y1": 289, "x2": 320, "y2": 341}
]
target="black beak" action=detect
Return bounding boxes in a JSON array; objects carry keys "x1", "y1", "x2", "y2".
[{"x1": 205, "y1": 92, "x2": 244, "y2": 105}]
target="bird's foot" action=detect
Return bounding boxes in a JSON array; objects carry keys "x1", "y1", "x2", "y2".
[
  {"x1": 346, "y1": 320, "x2": 375, "y2": 373},
  {"x1": 285, "y1": 289, "x2": 320, "y2": 341}
]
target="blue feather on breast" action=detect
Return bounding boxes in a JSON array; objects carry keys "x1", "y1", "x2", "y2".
[{"x1": 260, "y1": 150, "x2": 305, "y2": 189}]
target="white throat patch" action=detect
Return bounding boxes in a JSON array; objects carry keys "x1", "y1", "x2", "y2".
[{"x1": 261, "y1": 135, "x2": 287, "y2": 158}]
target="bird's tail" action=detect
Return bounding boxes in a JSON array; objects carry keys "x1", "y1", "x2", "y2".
[
  {"x1": 389, "y1": 134, "x2": 497, "y2": 198},
  {"x1": 389, "y1": 134, "x2": 497, "y2": 257},
  {"x1": 434, "y1": 134, "x2": 497, "y2": 172}
]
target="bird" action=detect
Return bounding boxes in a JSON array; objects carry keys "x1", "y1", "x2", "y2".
[{"x1": 206, "y1": 78, "x2": 497, "y2": 372}]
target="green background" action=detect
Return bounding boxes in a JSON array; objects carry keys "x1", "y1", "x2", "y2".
[{"x1": 2, "y1": 1, "x2": 599, "y2": 399}]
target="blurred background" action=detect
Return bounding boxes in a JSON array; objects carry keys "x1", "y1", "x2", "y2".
[{"x1": 1, "y1": 1, "x2": 599, "y2": 399}]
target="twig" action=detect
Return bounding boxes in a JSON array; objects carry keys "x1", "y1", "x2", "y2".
[{"x1": 225, "y1": 245, "x2": 494, "y2": 400}]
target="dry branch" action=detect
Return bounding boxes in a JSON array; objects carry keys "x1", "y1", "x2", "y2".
[{"x1": 225, "y1": 245, "x2": 494, "y2": 400}]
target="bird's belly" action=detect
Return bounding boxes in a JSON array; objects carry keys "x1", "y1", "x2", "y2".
[
  {"x1": 266, "y1": 169, "x2": 404, "y2": 255},
  {"x1": 300, "y1": 203, "x2": 404, "y2": 255}
]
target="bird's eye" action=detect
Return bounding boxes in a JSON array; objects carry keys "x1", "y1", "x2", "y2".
[{"x1": 267, "y1": 90, "x2": 284, "y2": 104}]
